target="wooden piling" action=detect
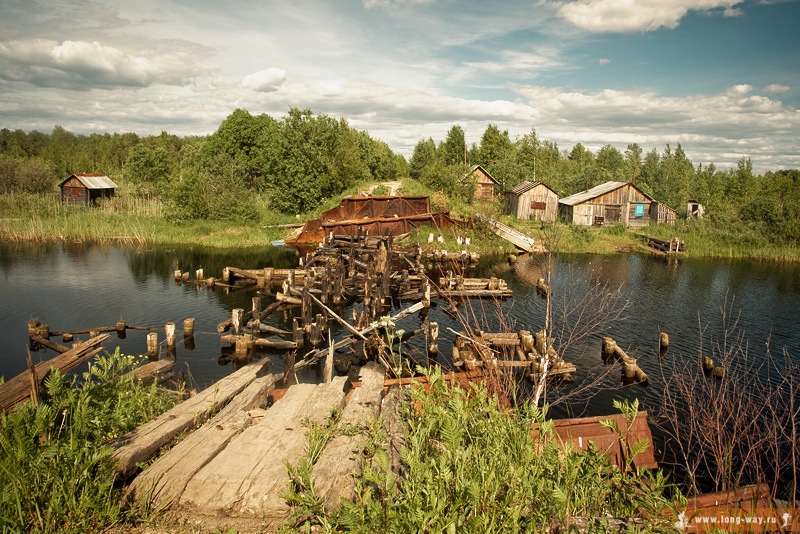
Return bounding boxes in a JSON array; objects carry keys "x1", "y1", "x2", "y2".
[
  {"x1": 659, "y1": 332, "x2": 669, "y2": 355},
  {"x1": 147, "y1": 332, "x2": 159, "y2": 360},
  {"x1": 324, "y1": 330, "x2": 334, "y2": 383},
  {"x1": 183, "y1": 317, "x2": 195, "y2": 338},
  {"x1": 116, "y1": 320, "x2": 127, "y2": 339},
  {"x1": 165, "y1": 322, "x2": 176, "y2": 358},
  {"x1": 427, "y1": 321, "x2": 439, "y2": 360},
  {"x1": 232, "y1": 308, "x2": 244, "y2": 335},
  {"x1": 195, "y1": 268, "x2": 204, "y2": 281}
]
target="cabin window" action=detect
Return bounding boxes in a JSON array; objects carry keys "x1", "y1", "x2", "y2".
[
  {"x1": 70, "y1": 187, "x2": 80, "y2": 196},
  {"x1": 530, "y1": 201, "x2": 546, "y2": 210},
  {"x1": 634, "y1": 203, "x2": 645, "y2": 217}
]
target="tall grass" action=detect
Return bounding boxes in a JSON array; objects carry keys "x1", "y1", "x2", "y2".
[
  {"x1": 0, "y1": 349, "x2": 181, "y2": 533},
  {"x1": 284, "y1": 368, "x2": 682, "y2": 532}
]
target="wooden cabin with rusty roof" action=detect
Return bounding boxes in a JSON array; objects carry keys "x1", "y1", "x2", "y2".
[{"x1": 59, "y1": 173, "x2": 117, "y2": 207}]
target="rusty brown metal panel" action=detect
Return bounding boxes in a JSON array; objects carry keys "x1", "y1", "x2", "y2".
[{"x1": 531, "y1": 411, "x2": 657, "y2": 471}]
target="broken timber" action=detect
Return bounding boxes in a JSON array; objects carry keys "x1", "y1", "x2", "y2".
[
  {"x1": 112, "y1": 357, "x2": 272, "y2": 479},
  {"x1": 0, "y1": 334, "x2": 109, "y2": 412},
  {"x1": 451, "y1": 329, "x2": 576, "y2": 382},
  {"x1": 475, "y1": 213, "x2": 536, "y2": 252}
]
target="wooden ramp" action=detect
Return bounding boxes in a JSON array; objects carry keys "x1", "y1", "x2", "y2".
[
  {"x1": 475, "y1": 213, "x2": 536, "y2": 252},
  {"x1": 127, "y1": 363, "x2": 387, "y2": 526}
]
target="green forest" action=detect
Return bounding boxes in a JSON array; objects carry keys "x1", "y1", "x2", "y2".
[{"x1": 2, "y1": 107, "x2": 799, "y2": 248}]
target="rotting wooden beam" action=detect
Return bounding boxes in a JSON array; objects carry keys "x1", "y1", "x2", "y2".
[
  {"x1": 125, "y1": 372, "x2": 277, "y2": 509},
  {"x1": 0, "y1": 335, "x2": 109, "y2": 412},
  {"x1": 111, "y1": 357, "x2": 272, "y2": 479}
]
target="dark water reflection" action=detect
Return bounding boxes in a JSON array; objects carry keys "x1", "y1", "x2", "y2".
[{"x1": 2, "y1": 243, "x2": 799, "y2": 417}]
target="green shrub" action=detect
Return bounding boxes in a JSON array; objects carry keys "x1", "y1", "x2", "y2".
[{"x1": 0, "y1": 349, "x2": 181, "y2": 533}]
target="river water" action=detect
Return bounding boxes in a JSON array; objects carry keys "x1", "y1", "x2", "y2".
[{"x1": 1, "y1": 242, "x2": 799, "y2": 416}]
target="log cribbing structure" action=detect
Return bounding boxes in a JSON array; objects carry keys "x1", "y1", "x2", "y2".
[
  {"x1": 450, "y1": 328, "x2": 577, "y2": 382},
  {"x1": 214, "y1": 231, "x2": 508, "y2": 379}
]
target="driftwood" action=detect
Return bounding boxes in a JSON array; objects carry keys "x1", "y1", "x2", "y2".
[
  {"x1": 126, "y1": 372, "x2": 277, "y2": 508},
  {"x1": 0, "y1": 335, "x2": 109, "y2": 412},
  {"x1": 111, "y1": 357, "x2": 272, "y2": 479}
]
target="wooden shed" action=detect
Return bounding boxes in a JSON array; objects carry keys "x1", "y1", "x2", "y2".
[
  {"x1": 463, "y1": 165, "x2": 499, "y2": 201},
  {"x1": 651, "y1": 202, "x2": 677, "y2": 225},
  {"x1": 505, "y1": 181, "x2": 559, "y2": 223},
  {"x1": 558, "y1": 181, "x2": 657, "y2": 228},
  {"x1": 59, "y1": 173, "x2": 117, "y2": 206}
]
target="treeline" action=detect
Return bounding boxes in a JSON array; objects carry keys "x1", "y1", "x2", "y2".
[
  {"x1": 411, "y1": 124, "x2": 800, "y2": 245},
  {"x1": 2, "y1": 112, "x2": 799, "y2": 245},
  {"x1": 0, "y1": 108, "x2": 407, "y2": 220}
]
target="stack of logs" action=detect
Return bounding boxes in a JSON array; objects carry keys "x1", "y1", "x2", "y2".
[{"x1": 451, "y1": 329, "x2": 576, "y2": 382}]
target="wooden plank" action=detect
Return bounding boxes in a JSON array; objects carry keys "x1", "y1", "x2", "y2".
[
  {"x1": 127, "y1": 359, "x2": 175, "y2": 385},
  {"x1": 178, "y1": 377, "x2": 348, "y2": 516},
  {"x1": 111, "y1": 357, "x2": 271, "y2": 479},
  {"x1": 475, "y1": 213, "x2": 535, "y2": 252},
  {"x1": 126, "y1": 373, "x2": 277, "y2": 509},
  {"x1": 311, "y1": 363, "x2": 385, "y2": 512},
  {"x1": 0, "y1": 335, "x2": 109, "y2": 412}
]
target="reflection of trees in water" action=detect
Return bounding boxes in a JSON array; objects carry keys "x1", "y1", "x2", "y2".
[
  {"x1": 0, "y1": 242, "x2": 62, "y2": 274},
  {"x1": 124, "y1": 245, "x2": 302, "y2": 314}
]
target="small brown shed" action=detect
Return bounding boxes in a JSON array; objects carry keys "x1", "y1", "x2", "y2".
[
  {"x1": 463, "y1": 165, "x2": 499, "y2": 201},
  {"x1": 505, "y1": 181, "x2": 559, "y2": 223},
  {"x1": 559, "y1": 181, "x2": 658, "y2": 228},
  {"x1": 59, "y1": 173, "x2": 117, "y2": 206}
]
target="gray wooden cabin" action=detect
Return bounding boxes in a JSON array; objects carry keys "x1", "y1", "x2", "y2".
[
  {"x1": 559, "y1": 181, "x2": 665, "y2": 228},
  {"x1": 59, "y1": 173, "x2": 117, "y2": 206},
  {"x1": 505, "y1": 181, "x2": 559, "y2": 223}
]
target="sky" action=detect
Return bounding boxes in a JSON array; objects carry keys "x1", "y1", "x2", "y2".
[{"x1": 1, "y1": 0, "x2": 799, "y2": 174}]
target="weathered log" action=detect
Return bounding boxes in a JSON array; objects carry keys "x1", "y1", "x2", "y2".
[
  {"x1": 127, "y1": 359, "x2": 175, "y2": 385},
  {"x1": 125, "y1": 372, "x2": 277, "y2": 509},
  {"x1": 176, "y1": 378, "x2": 348, "y2": 516},
  {"x1": 312, "y1": 363, "x2": 385, "y2": 511},
  {"x1": 28, "y1": 334, "x2": 70, "y2": 354},
  {"x1": 0, "y1": 335, "x2": 109, "y2": 412},
  {"x1": 111, "y1": 357, "x2": 272, "y2": 479}
]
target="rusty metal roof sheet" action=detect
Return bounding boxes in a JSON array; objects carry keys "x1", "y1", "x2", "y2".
[{"x1": 531, "y1": 411, "x2": 658, "y2": 471}]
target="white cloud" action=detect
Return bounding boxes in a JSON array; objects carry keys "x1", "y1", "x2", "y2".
[
  {"x1": 558, "y1": 0, "x2": 744, "y2": 33},
  {"x1": 599, "y1": 57, "x2": 611, "y2": 64},
  {"x1": 242, "y1": 67, "x2": 287, "y2": 92},
  {"x1": 0, "y1": 39, "x2": 208, "y2": 90},
  {"x1": 764, "y1": 84, "x2": 790, "y2": 94}
]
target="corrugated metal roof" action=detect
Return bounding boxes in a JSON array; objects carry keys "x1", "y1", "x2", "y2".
[
  {"x1": 68, "y1": 174, "x2": 118, "y2": 189},
  {"x1": 559, "y1": 181, "x2": 630, "y2": 206}
]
